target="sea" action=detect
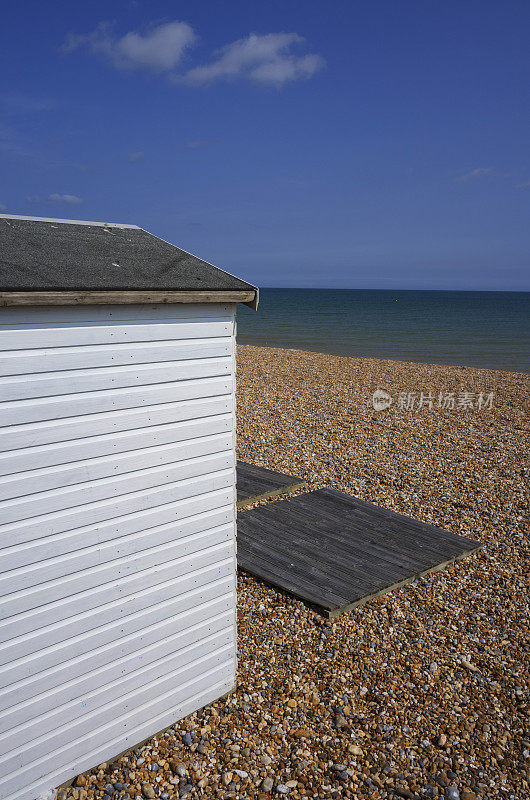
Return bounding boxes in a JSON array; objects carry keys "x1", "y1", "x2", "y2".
[{"x1": 237, "y1": 289, "x2": 530, "y2": 373}]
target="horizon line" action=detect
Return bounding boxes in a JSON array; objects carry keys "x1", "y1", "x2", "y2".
[{"x1": 256, "y1": 286, "x2": 530, "y2": 293}]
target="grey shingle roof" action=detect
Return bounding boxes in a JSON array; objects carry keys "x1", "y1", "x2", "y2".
[{"x1": 0, "y1": 215, "x2": 257, "y2": 297}]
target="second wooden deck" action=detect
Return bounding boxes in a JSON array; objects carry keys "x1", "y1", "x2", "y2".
[{"x1": 236, "y1": 460, "x2": 304, "y2": 507}]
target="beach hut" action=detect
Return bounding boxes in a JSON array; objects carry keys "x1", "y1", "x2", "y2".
[{"x1": 0, "y1": 214, "x2": 258, "y2": 800}]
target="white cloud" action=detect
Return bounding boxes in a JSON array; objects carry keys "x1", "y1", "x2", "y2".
[
  {"x1": 27, "y1": 194, "x2": 83, "y2": 205},
  {"x1": 0, "y1": 203, "x2": 7, "y2": 211},
  {"x1": 515, "y1": 180, "x2": 530, "y2": 188},
  {"x1": 63, "y1": 21, "x2": 196, "y2": 72},
  {"x1": 49, "y1": 193, "x2": 83, "y2": 204},
  {"x1": 127, "y1": 151, "x2": 145, "y2": 161},
  {"x1": 62, "y1": 23, "x2": 324, "y2": 87},
  {"x1": 177, "y1": 32, "x2": 325, "y2": 86},
  {"x1": 454, "y1": 167, "x2": 510, "y2": 182}
]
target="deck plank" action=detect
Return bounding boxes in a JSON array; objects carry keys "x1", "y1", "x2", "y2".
[{"x1": 237, "y1": 488, "x2": 480, "y2": 617}]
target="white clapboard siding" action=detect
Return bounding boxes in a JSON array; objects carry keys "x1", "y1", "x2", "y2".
[
  {"x1": 0, "y1": 376, "x2": 233, "y2": 427},
  {"x1": 0, "y1": 356, "x2": 233, "y2": 402},
  {"x1": 0, "y1": 544, "x2": 234, "y2": 658},
  {"x1": 4, "y1": 667, "x2": 234, "y2": 800},
  {"x1": 0, "y1": 337, "x2": 233, "y2": 377},
  {"x1": 2, "y1": 470, "x2": 235, "y2": 547},
  {"x1": 2, "y1": 508, "x2": 233, "y2": 594},
  {"x1": 2, "y1": 491, "x2": 233, "y2": 572},
  {"x1": 0, "y1": 628, "x2": 234, "y2": 757},
  {"x1": 0, "y1": 303, "x2": 238, "y2": 800},
  {"x1": 0, "y1": 546, "x2": 230, "y2": 668},
  {"x1": 0, "y1": 610, "x2": 233, "y2": 737},
  {"x1": 0, "y1": 416, "x2": 233, "y2": 476},
  {"x1": 3, "y1": 644, "x2": 234, "y2": 774},
  {"x1": 0, "y1": 429, "x2": 233, "y2": 499},
  {"x1": 0, "y1": 459, "x2": 233, "y2": 524},
  {"x1": 8, "y1": 678, "x2": 233, "y2": 800},
  {"x1": 1, "y1": 656, "x2": 234, "y2": 794},
  {"x1": 0, "y1": 394, "x2": 232, "y2": 450},
  {"x1": 0, "y1": 524, "x2": 234, "y2": 620},
  {"x1": 14, "y1": 679, "x2": 233, "y2": 800},
  {"x1": 0, "y1": 569, "x2": 234, "y2": 703},
  {"x1": 0, "y1": 319, "x2": 232, "y2": 350}
]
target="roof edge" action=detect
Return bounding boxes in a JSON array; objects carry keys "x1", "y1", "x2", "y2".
[
  {"x1": 246, "y1": 286, "x2": 259, "y2": 310},
  {"x1": 138, "y1": 228, "x2": 258, "y2": 300},
  {"x1": 0, "y1": 289, "x2": 257, "y2": 307},
  {"x1": 0, "y1": 214, "x2": 139, "y2": 229}
]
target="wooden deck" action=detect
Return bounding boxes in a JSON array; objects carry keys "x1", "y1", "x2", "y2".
[
  {"x1": 237, "y1": 488, "x2": 480, "y2": 617},
  {"x1": 236, "y1": 461, "x2": 305, "y2": 507}
]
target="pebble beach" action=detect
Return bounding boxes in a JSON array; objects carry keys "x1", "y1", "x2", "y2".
[{"x1": 63, "y1": 346, "x2": 529, "y2": 800}]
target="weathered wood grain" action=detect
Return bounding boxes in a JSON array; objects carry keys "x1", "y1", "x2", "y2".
[
  {"x1": 0, "y1": 290, "x2": 255, "y2": 306},
  {"x1": 236, "y1": 461, "x2": 305, "y2": 507},
  {"x1": 237, "y1": 488, "x2": 480, "y2": 617}
]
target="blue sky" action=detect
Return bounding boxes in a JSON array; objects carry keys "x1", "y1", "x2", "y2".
[{"x1": 1, "y1": 0, "x2": 529, "y2": 290}]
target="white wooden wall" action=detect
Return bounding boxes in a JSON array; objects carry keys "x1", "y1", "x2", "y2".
[{"x1": 0, "y1": 303, "x2": 238, "y2": 800}]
